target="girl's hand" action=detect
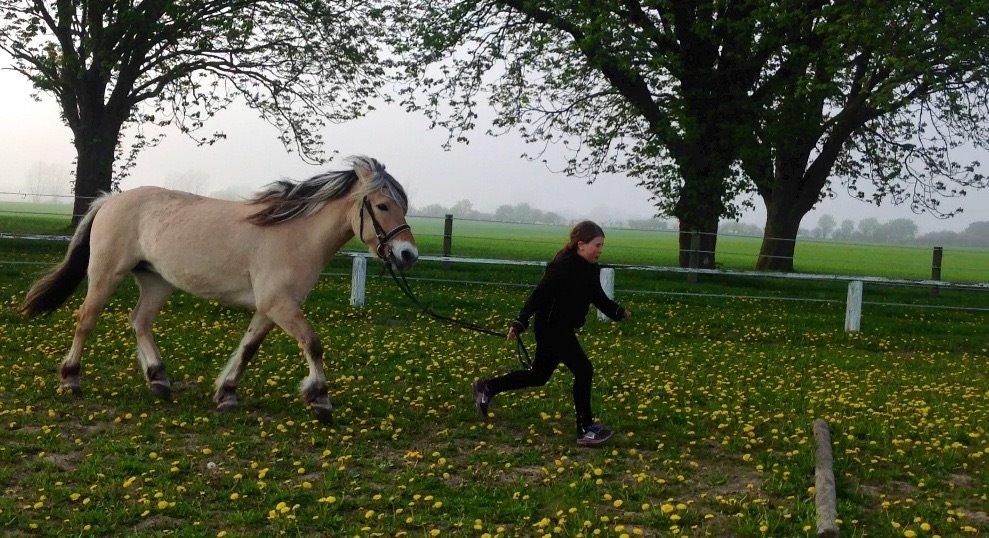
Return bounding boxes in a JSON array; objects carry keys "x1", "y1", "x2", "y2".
[
  {"x1": 507, "y1": 325, "x2": 519, "y2": 340},
  {"x1": 623, "y1": 309, "x2": 632, "y2": 320}
]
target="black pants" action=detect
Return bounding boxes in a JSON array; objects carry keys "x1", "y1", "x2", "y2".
[{"x1": 486, "y1": 329, "x2": 594, "y2": 431}]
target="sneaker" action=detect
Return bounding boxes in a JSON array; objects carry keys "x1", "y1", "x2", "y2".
[
  {"x1": 472, "y1": 380, "x2": 491, "y2": 420},
  {"x1": 577, "y1": 423, "x2": 613, "y2": 447}
]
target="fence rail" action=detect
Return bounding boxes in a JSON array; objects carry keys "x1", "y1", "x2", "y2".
[
  {"x1": 2, "y1": 231, "x2": 985, "y2": 329},
  {"x1": 337, "y1": 253, "x2": 987, "y2": 331}
]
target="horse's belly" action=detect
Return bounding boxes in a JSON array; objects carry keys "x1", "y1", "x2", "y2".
[{"x1": 156, "y1": 265, "x2": 256, "y2": 309}]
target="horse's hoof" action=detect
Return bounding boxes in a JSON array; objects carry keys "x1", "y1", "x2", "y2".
[
  {"x1": 61, "y1": 382, "x2": 81, "y2": 396},
  {"x1": 216, "y1": 398, "x2": 238, "y2": 413},
  {"x1": 310, "y1": 403, "x2": 334, "y2": 425},
  {"x1": 149, "y1": 381, "x2": 172, "y2": 402}
]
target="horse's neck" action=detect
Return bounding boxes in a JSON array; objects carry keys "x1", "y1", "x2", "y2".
[{"x1": 304, "y1": 198, "x2": 355, "y2": 264}]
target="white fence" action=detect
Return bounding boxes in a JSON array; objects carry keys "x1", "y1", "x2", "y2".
[
  {"x1": 1, "y1": 226, "x2": 985, "y2": 331},
  {"x1": 341, "y1": 253, "x2": 989, "y2": 333}
]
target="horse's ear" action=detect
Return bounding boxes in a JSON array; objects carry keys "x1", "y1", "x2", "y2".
[{"x1": 352, "y1": 157, "x2": 377, "y2": 183}]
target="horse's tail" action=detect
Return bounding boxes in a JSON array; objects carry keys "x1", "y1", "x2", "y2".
[{"x1": 21, "y1": 194, "x2": 111, "y2": 318}]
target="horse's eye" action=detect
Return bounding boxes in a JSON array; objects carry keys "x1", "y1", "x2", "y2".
[{"x1": 376, "y1": 203, "x2": 388, "y2": 211}]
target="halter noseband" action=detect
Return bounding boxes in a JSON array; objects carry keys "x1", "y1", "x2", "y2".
[{"x1": 359, "y1": 196, "x2": 411, "y2": 262}]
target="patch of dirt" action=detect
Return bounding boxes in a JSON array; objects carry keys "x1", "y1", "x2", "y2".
[
  {"x1": 133, "y1": 515, "x2": 183, "y2": 531},
  {"x1": 58, "y1": 419, "x2": 112, "y2": 439},
  {"x1": 949, "y1": 473, "x2": 975, "y2": 488},
  {"x1": 300, "y1": 472, "x2": 322, "y2": 483},
  {"x1": 493, "y1": 464, "x2": 545, "y2": 486},
  {"x1": 964, "y1": 510, "x2": 989, "y2": 525},
  {"x1": 889, "y1": 480, "x2": 917, "y2": 495},
  {"x1": 860, "y1": 484, "x2": 882, "y2": 498},
  {"x1": 171, "y1": 379, "x2": 202, "y2": 393},
  {"x1": 697, "y1": 462, "x2": 763, "y2": 498},
  {"x1": 200, "y1": 460, "x2": 228, "y2": 480},
  {"x1": 685, "y1": 444, "x2": 765, "y2": 499},
  {"x1": 43, "y1": 452, "x2": 82, "y2": 472}
]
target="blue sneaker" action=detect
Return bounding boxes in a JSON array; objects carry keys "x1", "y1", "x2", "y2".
[
  {"x1": 472, "y1": 380, "x2": 491, "y2": 420},
  {"x1": 577, "y1": 423, "x2": 613, "y2": 447}
]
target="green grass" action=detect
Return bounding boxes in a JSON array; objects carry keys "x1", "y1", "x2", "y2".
[
  {"x1": 0, "y1": 201, "x2": 74, "y2": 236},
  {"x1": 0, "y1": 231, "x2": 987, "y2": 536},
  {"x1": 3, "y1": 200, "x2": 985, "y2": 282}
]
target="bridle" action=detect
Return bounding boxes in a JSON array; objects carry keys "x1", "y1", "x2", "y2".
[
  {"x1": 359, "y1": 195, "x2": 412, "y2": 261},
  {"x1": 357, "y1": 195, "x2": 532, "y2": 369}
]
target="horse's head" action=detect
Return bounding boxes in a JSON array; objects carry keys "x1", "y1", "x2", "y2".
[{"x1": 350, "y1": 158, "x2": 418, "y2": 270}]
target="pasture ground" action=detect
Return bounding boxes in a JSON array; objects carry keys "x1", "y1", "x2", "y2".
[{"x1": 0, "y1": 231, "x2": 986, "y2": 536}]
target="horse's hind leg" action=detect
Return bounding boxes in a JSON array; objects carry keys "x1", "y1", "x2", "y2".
[
  {"x1": 60, "y1": 268, "x2": 128, "y2": 394},
  {"x1": 131, "y1": 271, "x2": 175, "y2": 401},
  {"x1": 265, "y1": 302, "x2": 332, "y2": 424},
  {"x1": 213, "y1": 312, "x2": 274, "y2": 411}
]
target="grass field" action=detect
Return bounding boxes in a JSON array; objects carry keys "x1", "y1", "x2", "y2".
[
  {"x1": 1, "y1": 200, "x2": 986, "y2": 282},
  {"x1": 0, "y1": 210, "x2": 987, "y2": 537}
]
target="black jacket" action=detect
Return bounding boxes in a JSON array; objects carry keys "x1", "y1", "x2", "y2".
[{"x1": 512, "y1": 251, "x2": 626, "y2": 334}]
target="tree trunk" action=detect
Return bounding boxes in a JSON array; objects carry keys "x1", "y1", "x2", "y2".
[
  {"x1": 71, "y1": 126, "x2": 119, "y2": 226},
  {"x1": 677, "y1": 216, "x2": 719, "y2": 269},
  {"x1": 756, "y1": 200, "x2": 806, "y2": 272},
  {"x1": 672, "y1": 149, "x2": 728, "y2": 269}
]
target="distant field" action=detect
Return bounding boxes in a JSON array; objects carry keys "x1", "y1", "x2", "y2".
[
  {"x1": 0, "y1": 200, "x2": 986, "y2": 282},
  {"x1": 392, "y1": 218, "x2": 989, "y2": 283},
  {"x1": 0, "y1": 201, "x2": 73, "y2": 235}
]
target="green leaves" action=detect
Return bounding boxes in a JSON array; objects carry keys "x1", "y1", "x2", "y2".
[{"x1": 0, "y1": 0, "x2": 390, "y2": 190}]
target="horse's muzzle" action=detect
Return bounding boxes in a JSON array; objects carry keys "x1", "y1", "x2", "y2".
[{"x1": 389, "y1": 241, "x2": 419, "y2": 270}]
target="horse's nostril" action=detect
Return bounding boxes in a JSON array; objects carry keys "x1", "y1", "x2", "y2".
[{"x1": 401, "y1": 250, "x2": 416, "y2": 264}]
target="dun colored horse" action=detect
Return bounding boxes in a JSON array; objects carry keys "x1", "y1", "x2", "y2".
[{"x1": 21, "y1": 157, "x2": 417, "y2": 423}]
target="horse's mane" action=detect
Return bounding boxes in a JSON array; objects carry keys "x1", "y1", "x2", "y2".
[{"x1": 247, "y1": 156, "x2": 408, "y2": 225}]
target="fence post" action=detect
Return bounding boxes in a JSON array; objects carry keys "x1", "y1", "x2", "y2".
[
  {"x1": 931, "y1": 246, "x2": 943, "y2": 296},
  {"x1": 844, "y1": 280, "x2": 862, "y2": 332},
  {"x1": 812, "y1": 419, "x2": 838, "y2": 538},
  {"x1": 443, "y1": 214, "x2": 453, "y2": 268},
  {"x1": 687, "y1": 230, "x2": 700, "y2": 284},
  {"x1": 597, "y1": 268, "x2": 615, "y2": 321},
  {"x1": 350, "y1": 256, "x2": 366, "y2": 307}
]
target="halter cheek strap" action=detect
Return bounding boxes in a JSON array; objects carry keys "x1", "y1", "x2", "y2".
[{"x1": 360, "y1": 196, "x2": 411, "y2": 262}]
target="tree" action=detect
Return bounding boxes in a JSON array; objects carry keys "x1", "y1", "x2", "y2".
[
  {"x1": 23, "y1": 161, "x2": 71, "y2": 203},
  {"x1": 1, "y1": 0, "x2": 385, "y2": 223},
  {"x1": 857, "y1": 218, "x2": 881, "y2": 242},
  {"x1": 881, "y1": 218, "x2": 919, "y2": 244},
  {"x1": 739, "y1": 0, "x2": 989, "y2": 270},
  {"x1": 392, "y1": 1, "x2": 800, "y2": 268},
  {"x1": 626, "y1": 218, "x2": 670, "y2": 231},
  {"x1": 815, "y1": 214, "x2": 837, "y2": 240},
  {"x1": 962, "y1": 221, "x2": 989, "y2": 247},
  {"x1": 450, "y1": 199, "x2": 481, "y2": 218},
  {"x1": 412, "y1": 203, "x2": 450, "y2": 218},
  {"x1": 719, "y1": 221, "x2": 763, "y2": 237},
  {"x1": 833, "y1": 219, "x2": 856, "y2": 241}
]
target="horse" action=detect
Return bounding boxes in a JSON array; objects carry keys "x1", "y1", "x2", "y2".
[{"x1": 20, "y1": 156, "x2": 417, "y2": 423}]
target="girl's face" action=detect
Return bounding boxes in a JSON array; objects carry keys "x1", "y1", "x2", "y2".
[{"x1": 576, "y1": 236, "x2": 605, "y2": 263}]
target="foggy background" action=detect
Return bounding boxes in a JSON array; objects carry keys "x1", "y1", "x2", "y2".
[{"x1": 1, "y1": 68, "x2": 986, "y2": 234}]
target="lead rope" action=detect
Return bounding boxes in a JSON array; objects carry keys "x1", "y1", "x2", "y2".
[{"x1": 382, "y1": 260, "x2": 532, "y2": 369}]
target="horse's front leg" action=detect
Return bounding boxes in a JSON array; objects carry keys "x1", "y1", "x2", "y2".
[
  {"x1": 214, "y1": 312, "x2": 274, "y2": 411},
  {"x1": 265, "y1": 302, "x2": 333, "y2": 424}
]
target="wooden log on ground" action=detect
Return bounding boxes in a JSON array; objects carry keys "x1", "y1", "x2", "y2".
[{"x1": 813, "y1": 418, "x2": 838, "y2": 538}]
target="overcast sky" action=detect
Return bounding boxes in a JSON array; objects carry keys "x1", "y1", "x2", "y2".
[{"x1": 1, "y1": 68, "x2": 986, "y2": 232}]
